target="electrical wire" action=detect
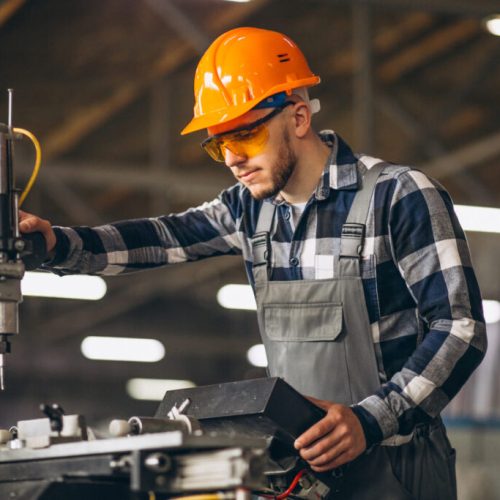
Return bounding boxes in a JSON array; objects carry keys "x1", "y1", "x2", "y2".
[
  {"x1": 276, "y1": 469, "x2": 307, "y2": 500},
  {"x1": 260, "y1": 469, "x2": 307, "y2": 500},
  {"x1": 13, "y1": 127, "x2": 42, "y2": 206},
  {"x1": 276, "y1": 469, "x2": 306, "y2": 500}
]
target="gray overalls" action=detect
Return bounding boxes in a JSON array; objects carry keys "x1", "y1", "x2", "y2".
[{"x1": 251, "y1": 164, "x2": 457, "y2": 499}]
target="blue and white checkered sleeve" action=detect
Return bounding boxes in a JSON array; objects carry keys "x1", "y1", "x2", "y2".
[
  {"x1": 48, "y1": 189, "x2": 243, "y2": 275},
  {"x1": 352, "y1": 169, "x2": 487, "y2": 446}
]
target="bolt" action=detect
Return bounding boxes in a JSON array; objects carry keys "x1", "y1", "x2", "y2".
[
  {"x1": 14, "y1": 240, "x2": 25, "y2": 252},
  {"x1": 145, "y1": 452, "x2": 171, "y2": 473}
]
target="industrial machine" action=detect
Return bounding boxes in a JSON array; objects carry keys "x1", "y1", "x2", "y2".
[
  {"x1": 0, "y1": 89, "x2": 46, "y2": 390},
  {"x1": 0, "y1": 378, "x2": 341, "y2": 499}
]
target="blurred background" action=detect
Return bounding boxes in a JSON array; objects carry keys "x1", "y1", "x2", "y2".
[{"x1": 0, "y1": 0, "x2": 499, "y2": 498}]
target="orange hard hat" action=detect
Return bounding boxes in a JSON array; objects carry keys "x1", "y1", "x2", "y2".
[{"x1": 181, "y1": 27, "x2": 320, "y2": 135}]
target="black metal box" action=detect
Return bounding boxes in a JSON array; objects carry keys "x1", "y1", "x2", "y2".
[{"x1": 155, "y1": 377, "x2": 326, "y2": 444}]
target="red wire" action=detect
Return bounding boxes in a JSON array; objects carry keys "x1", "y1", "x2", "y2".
[{"x1": 275, "y1": 469, "x2": 307, "y2": 500}]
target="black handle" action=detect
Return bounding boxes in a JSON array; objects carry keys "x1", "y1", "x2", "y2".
[{"x1": 21, "y1": 232, "x2": 48, "y2": 270}]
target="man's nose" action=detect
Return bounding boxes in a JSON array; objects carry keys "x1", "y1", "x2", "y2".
[{"x1": 224, "y1": 147, "x2": 247, "y2": 168}]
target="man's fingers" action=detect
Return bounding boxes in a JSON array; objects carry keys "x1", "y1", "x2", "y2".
[
  {"x1": 296, "y1": 405, "x2": 367, "y2": 472},
  {"x1": 17, "y1": 211, "x2": 56, "y2": 253},
  {"x1": 307, "y1": 440, "x2": 348, "y2": 467},
  {"x1": 19, "y1": 211, "x2": 36, "y2": 231},
  {"x1": 19, "y1": 218, "x2": 32, "y2": 232},
  {"x1": 299, "y1": 431, "x2": 342, "y2": 461},
  {"x1": 310, "y1": 450, "x2": 351, "y2": 472},
  {"x1": 19, "y1": 215, "x2": 41, "y2": 233},
  {"x1": 294, "y1": 416, "x2": 336, "y2": 449},
  {"x1": 299, "y1": 420, "x2": 354, "y2": 460}
]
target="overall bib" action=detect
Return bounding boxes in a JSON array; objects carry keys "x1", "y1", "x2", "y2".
[{"x1": 251, "y1": 164, "x2": 457, "y2": 499}]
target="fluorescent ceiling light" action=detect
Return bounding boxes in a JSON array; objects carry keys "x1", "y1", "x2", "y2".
[
  {"x1": 484, "y1": 15, "x2": 500, "y2": 36},
  {"x1": 81, "y1": 336, "x2": 165, "y2": 362},
  {"x1": 247, "y1": 343, "x2": 267, "y2": 367},
  {"x1": 22, "y1": 272, "x2": 107, "y2": 300},
  {"x1": 483, "y1": 300, "x2": 500, "y2": 324},
  {"x1": 455, "y1": 205, "x2": 500, "y2": 234},
  {"x1": 224, "y1": 0, "x2": 252, "y2": 3},
  {"x1": 126, "y1": 378, "x2": 195, "y2": 401},
  {"x1": 217, "y1": 284, "x2": 256, "y2": 310}
]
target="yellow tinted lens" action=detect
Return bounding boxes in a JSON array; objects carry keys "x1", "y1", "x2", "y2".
[
  {"x1": 202, "y1": 137, "x2": 225, "y2": 162},
  {"x1": 222, "y1": 124, "x2": 269, "y2": 159}
]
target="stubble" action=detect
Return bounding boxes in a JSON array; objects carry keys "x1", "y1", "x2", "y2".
[{"x1": 251, "y1": 129, "x2": 297, "y2": 201}]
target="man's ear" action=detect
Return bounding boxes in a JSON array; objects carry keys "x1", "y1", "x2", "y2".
[{"x1": 291, "y1": 101, "x2": 312, "y2": 139}]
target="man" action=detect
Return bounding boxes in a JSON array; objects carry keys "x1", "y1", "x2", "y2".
[{"x1": 20, "y1": 27, "x2": 486, "y2": 498}]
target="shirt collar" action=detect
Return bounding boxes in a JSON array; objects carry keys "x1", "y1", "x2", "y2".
[
  {"x1": 268, "y1": 130, "x2": 360, "y2": 205},
  {"x1": 314, "y1": 131, "x2": 359, "y2": 200}
]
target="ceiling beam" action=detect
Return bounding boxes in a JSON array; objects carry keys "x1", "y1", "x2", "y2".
[
  {"x1": 377, "y1": 90, "x2": 497, "y2": 203},
  {"x1": 329, "y1": 12, "x2": 434, "y2": 76},
  {"x1": 143, "y1": 0, "x2": 210, "y2": 54},
  {"x1": 434, "y1": 39, "x2": 500, "y2": 123},
  {"x1": 41, "y1": 0, "x2": 269, "y2": 161},
  {"x1": 17, "y1": 161, "x2": 231, "y2": 201},
  {"x1": 0, "y1": 0, "x2": 24, "y2": 27},
  {"x1": 314, "y1": 0, "x2": 500, "y2": 16},
  {"x1": 38, "y1": 173, "x2": 103, "y2": 225},
  {"x1": 421, "y1": 130, "x2": 500, "y2": 180},
  {"x1": 377, "y1": 19, "x2": 480, "y2": 83}
]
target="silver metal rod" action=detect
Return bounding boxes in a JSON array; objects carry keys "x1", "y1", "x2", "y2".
[
  {"x1": 7, "y1": 89, "x2": 13, "y2": 130},
  {"x1": 13, "y1": 192, "x2": 19, "y2": 239},
  {"x1": 0, "y1": 354, "x2": 4, "y2": 391}
]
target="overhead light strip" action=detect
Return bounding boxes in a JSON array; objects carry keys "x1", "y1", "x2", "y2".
[
  {"x1": 217, "y1": 284, "x2": 256, "y2": 310},
  {"x1": 247, "y1": 344, "x2": 268, "y2": 367},
  {"x1": 483, "y1": 14, "x2": 500, "y2": 36},
  {"x1": 81, "y1": 336, "x2": 165, "y2": 362},
  {"x1": 455, "y1": 205, "x2": 500, "y2": 234},
  {"x1": 21, "y1": 272, "x2": 107, "y2": 300}
]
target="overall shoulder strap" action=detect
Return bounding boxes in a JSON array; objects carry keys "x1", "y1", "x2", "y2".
[
  {"x1": 251, "y1": 201, "x2": 276, "y2": 284},
  {"x1": 340, "y1": 162, "x2": 386, "y2": 258}
]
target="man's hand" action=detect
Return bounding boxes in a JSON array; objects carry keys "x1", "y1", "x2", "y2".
[
  {"x1": 19, "y1": 210, "x2": 56, "y2": 254},
  {"x1": 294, "y1": 396, "x2": 367, "y2": 472}
]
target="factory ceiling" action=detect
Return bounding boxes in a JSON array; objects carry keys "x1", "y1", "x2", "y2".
[{"x1": 0, "y1": 0, "x2": 499, "y2": 429}]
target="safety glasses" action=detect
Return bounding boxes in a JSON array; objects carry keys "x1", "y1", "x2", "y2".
[{"x1": 201, "y1": 101, "x2": 293, "y2": 162}]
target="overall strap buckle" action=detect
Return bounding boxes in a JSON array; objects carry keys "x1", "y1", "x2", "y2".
[
  {"x1": 251, "y1": 231, "x2": 271, "y2": 267},
  {"x1": 340, "y1": 222, "x2": 365, "y2": 258}
]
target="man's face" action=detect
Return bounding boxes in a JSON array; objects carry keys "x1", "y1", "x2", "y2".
[{"x1": 208, "y1": 107, "x2": 298, "y2": 200}]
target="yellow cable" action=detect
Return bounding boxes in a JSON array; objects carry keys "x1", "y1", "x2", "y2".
[
  {"x1": 13, "y1": 127, "x2": 42, "y2": 207},
  {"x1": 170, "y1": 495, "x2": 225, "y2": 500}
]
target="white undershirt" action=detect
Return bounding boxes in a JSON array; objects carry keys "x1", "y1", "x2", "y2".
[{"x1": 290, "y1": 202, "x2": 307, "y2": 231}]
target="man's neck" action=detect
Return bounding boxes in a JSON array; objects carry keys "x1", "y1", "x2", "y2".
[{"x1": 280, "y1": 133, "x2": 331, "y2": 204}]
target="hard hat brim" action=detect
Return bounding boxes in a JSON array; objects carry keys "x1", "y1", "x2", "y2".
[{"x1": 180, "y1": 76, "x2": 320, "y2": 135}]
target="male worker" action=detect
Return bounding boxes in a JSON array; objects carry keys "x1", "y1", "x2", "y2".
[{"x1": 20, "y1": 27, "x2": 486, "y2": 499}]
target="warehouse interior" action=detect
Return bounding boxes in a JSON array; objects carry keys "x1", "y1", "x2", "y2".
[{"x1": 0, "y1": 0, "x2": 499, "y2": 498}]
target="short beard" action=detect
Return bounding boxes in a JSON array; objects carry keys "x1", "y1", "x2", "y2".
[{"x1": 252, "y1": 129, "x2": 297, "y2": 201}]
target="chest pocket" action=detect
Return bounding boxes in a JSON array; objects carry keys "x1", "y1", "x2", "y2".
[{"x1": 263, "y1": 302, "x2": 343, "y2": 341}]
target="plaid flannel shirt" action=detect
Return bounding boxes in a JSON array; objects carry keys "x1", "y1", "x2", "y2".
[{"x1": 48, "y1": 131, "x2": 487, "y2": 447}]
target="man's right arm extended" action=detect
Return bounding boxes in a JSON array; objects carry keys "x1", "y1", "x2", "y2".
[{"x1": 19, "y1": 187, "x2": 245, "y2": 275}]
